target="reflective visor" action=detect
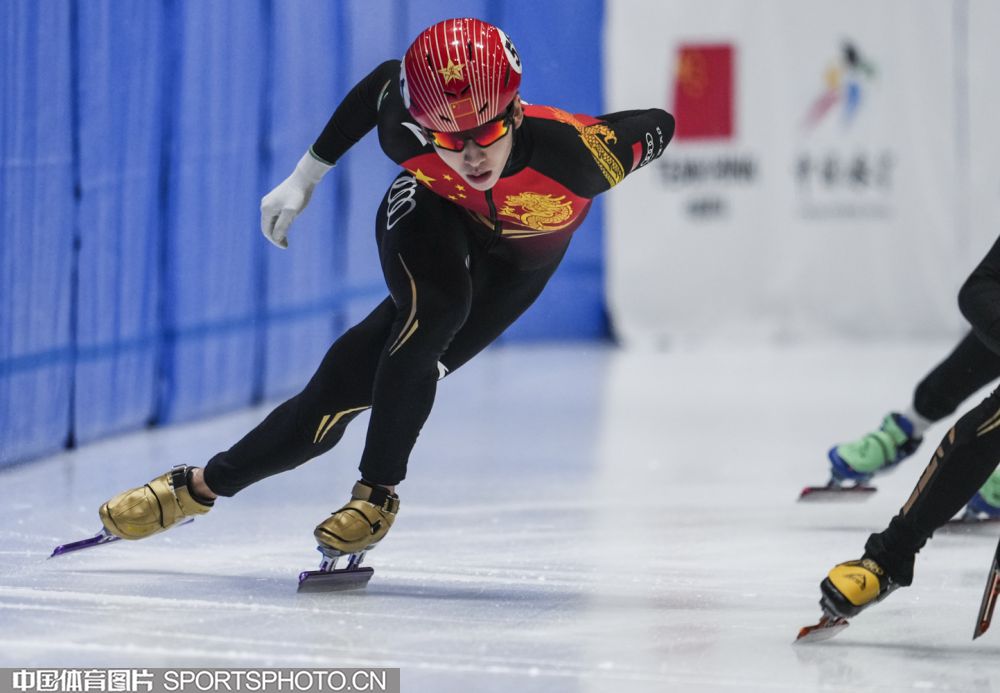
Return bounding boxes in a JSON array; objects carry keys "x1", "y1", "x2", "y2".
[{"x1": 426, "y1": 117, "x2": 511, "y2": 152}]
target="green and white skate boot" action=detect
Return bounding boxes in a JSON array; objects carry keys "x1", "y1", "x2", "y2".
[{"x1": 829, "y1": 412, "x2": 922, "y2": 483}]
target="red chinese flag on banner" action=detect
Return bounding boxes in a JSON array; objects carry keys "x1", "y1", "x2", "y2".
[{"x1": 672, "y1": 44, "x2": 735, "y2": 140}]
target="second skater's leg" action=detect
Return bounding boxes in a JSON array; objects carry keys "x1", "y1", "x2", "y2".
[
  {"x1": 826, "y1": 332, "x2": 1000, "y2": 484},
  {"x1": 821, "y1": 388, "x2": 1000, "y2": 620}
]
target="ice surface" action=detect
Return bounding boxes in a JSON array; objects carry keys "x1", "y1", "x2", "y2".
[{"x1": 1, "y1": 342, "x2": 998, "y2": 692}]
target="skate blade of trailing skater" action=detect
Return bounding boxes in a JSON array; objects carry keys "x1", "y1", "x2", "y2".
[
  {"x1": 795, "y1": 613, "x2": 850, "y2": 643},
  {"x1": 49, "y1": 518, "x2": 195, "y2": 558},
  {"x1": 798, "y1": 480, "x2": 877, "y2": 502},
  {"x1": 297, "y1": 546, "x2": 374, "y2": 593},
  {"x1": 973, "y1": 536, "x2": 1000, "y2": 640},
  {"x1": 939, "y1": 511, "x2": 1000, "y2": 534}
]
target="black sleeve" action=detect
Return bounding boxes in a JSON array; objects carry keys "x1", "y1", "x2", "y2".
[
  {"x1": 311, "y1": 60, "x2": 400, "y2": 165},
  {"x1": 602, "y1": 109, "x2": 674, "y2": 164},
  {"x1": 958, "y1": 235, "x2": 1000, "y2": 355},
  {"x1": 581, "y1": 108, "x2": 675, "y2": 198}
]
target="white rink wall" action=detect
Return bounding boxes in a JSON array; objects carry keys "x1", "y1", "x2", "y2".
[{"x1": 606, "y1": 0, "x2": 1000, "y2": 347}]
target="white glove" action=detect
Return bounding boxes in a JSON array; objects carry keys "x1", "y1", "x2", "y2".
[{"x1": 260, "y1": 151, "x2": 334, "y2": 249}]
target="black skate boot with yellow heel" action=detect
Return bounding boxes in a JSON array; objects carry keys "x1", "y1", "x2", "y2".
[
  {"x1": 297, "y1": 480, "x2": 400, "y2": 593},
  {"x1": 797, "y1": 555, "x2": 901, "y2": 642},
  {"x1": 821, "y1": 556, "x2": 900, "y2": 618},
  {"x1": 50, "y1": 465, "x2": 212, "y2": 557}
]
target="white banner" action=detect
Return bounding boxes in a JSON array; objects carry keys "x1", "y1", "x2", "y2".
[
  {"x1": 967, "y1": 0, "x2": 1000, "y2": 263},
  {"x1": 606, "y1": 0, "x2": 974, "y2": 346}
]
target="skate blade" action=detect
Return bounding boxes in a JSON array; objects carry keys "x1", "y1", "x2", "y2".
[
  {"x1": 798, "y1": 483, "x2": 876, "y2": 502},
  {"x1": 941, "y1": 515, "x2": 1000, "y2": 534},
  {"x1": 973, "y1": 578, "x2": 997, "y2": 640},
  {"x1": 49, "y1": 518, "x2": 195, "y2": 558},
  {"x1": 973, "y1": 544, "x2": 1000, "y2": 640},
  {"x1": 50, "y1": 530, "x2": 119, "y2": 558},
  {"x1": 297, "y1": 567, "x2": 374, "y2": 593},
  {"x1": 795, "y1": 614, "x2": 849, "y2": 643}
]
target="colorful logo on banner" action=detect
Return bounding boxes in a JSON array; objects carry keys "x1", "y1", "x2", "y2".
[
  {"x1": 794, "y1": 40, "x2": 894, "y2": 220},
  {"x1": 803, "y1": 41, "x2": 877, "y2": 130},
  {"x1": 672, "y1": 44, "x2": 735, "y2": 140}
]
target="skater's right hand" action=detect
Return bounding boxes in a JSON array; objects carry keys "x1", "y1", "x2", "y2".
[{"x1": 260, "y1": 151, "x2": 334, "y2": 249}]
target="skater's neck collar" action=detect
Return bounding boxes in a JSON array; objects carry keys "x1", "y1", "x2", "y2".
[{"x1": 500, "y1": 119, "x2": 531, "y2": 179}]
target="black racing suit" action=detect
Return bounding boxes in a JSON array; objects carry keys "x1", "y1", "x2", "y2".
[
  {"x1": 203, "y1": 60, "x2": 674, "y2": 494},
  {"x1": 866, "y1": 234, "x2": 1000, "y2": 584}
]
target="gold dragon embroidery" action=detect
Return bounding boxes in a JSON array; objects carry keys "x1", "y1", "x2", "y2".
[
  {"x1": 503, "y1": 192, "x2": 575, "y2": 231},
  {"x1": 545, "y1": 107, "x2": 625, "y2": 188}
]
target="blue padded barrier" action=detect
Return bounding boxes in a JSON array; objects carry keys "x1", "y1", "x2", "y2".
[
  {"x1": 0, "y1": 1, "x2": 76, "y2": 464},
  {"x1": 0, "y1": 0, "x2": 608, "y2": 467},
  {"x1": 155, "y1": 0, "x2": 269, "y2": 424},
  {"x1": 72, "y1": 1, "x2": 165, "y2": 443}
]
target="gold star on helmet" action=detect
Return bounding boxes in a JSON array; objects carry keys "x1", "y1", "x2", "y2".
[
  {"x1": 443, "y1": 174, "x2": 453, "y2": 181},
  {"x1": 437, "y1": 58, "x2": 465, "y2": 84},
  {"x1": 455, "y1": 184, "x2": 465, "y2": 191},
  {"x1": 408, "y1": 168, "x2": 436, "y2": 187}
]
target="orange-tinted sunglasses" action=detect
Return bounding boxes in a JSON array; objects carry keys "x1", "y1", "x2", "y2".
[{"x1": 425, "y1": 106, "x2": 514, "y2": 152}]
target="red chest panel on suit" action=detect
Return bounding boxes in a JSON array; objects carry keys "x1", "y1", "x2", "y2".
[{"x1": 399, "y1": 152, "x2": 592, "y2": 239}]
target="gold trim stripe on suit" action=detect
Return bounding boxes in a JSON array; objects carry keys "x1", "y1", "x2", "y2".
[
  {"x1": 389, "y1": 254, "x2": 420, "y2": 356},
  {"x1": 903, "y1": 454, "x2": 941, "y2": 515},
  {"x1": 314, "y1": 406, "x2": 371, "y2": 444},
  {"x1": 977, "y1": 406, "x2": 1000, "y2": 437}
]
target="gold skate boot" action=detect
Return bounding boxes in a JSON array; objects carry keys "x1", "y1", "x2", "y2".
[
  {"x1": 99, "y1": 465, "x2": 213, "y2": 540},
  {"x1": 313, "y1": 481, "x2": 399, "y2": 554},
  {"x1": 298, "y1": 481, "x2": 400, "y2": 593}
]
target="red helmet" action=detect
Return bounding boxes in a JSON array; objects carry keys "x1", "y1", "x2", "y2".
[{"x1": 401, "y1": 18, "x2": 522, "y2": 132}]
